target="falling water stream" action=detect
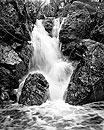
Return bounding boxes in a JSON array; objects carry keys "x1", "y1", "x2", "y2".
[
  {"x1": 0, "y1": 19, "x2": 104, "y2": 130},
  {"x1": 29, "y1": 19, "x2": 73, "y2": 101}
]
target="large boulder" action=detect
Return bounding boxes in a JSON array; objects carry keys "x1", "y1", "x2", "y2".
[
  {"x1": 18, "y1": 72, "x2": 49, "y2": 106},
  {"x1": 59, "y1": 7, "x2": 91, "y2": 47},
  {"x1": 59, "y1": 1, "x2": 104, "y2": 59},
  {"x1": 65, "y1": 39, "x2": 104, "y2": 105}
]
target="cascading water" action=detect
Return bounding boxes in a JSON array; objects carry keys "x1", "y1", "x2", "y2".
[
  {"x1": 52, "y1": 17, "x2": 66, "y2": 40},
  {"x1": 29, "y1": 19, "x2": 73, "y2": 101}
]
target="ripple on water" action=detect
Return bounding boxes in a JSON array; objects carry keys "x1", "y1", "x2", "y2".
[{"x1": 0, "y1": 100, "x2": 104, "y2": 130}]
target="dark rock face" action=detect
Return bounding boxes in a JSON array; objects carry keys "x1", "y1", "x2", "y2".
[
  {"x1": 42, "y1": 18, "x2": 54, "y2": 36},
  {"x1": 65, "y1": 39, "x2": 104, "y2": 105},
  {"x1": 0, "y1": 67, "x2": 19, "y2": 106},
  {"x1": 0, "y1": 0, "x2": 34, "y2": 105},
  {"x1": 59, "y1": 1, "x2": 104, "y2": 60},
  {"x1": 0, "y1": 67, "x2": 19, "y2": 90},
  {"x1": 90, "y1": 10, "x2": 104, "y2": 44},
  {"x1": 59, "y1": 5, "x2": 91, "y2": 63},
  {"x1": 59, "y1": 8, "x2": 91, "y2": 46},
  {"x1": 18, "y1": 72, "x2": 49, "y2": 106}
]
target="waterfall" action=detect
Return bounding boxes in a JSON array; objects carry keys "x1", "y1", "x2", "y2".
[{"x1": 29, "y1": 19, "x2": 73, "y2": 101}]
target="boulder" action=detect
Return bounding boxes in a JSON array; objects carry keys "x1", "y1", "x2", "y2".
[
  {"x1": 18, "y1": 72, "x2": 49, "y2": 106},
  {"x1": 59, "y1": 8, "x2": 91, "y2": 46},
  {"x1": 90, "y1": 10, "x2": 104, "y2": 44},
  {"x1": 0, "y1": 67, "x2": 19, "y2": 106},
  {"x1": 42, "y1": 17, "x2": 54, "y2": 36},
  {"x1": 65, "y1": 39, "x2": 104, "y2": 105}
]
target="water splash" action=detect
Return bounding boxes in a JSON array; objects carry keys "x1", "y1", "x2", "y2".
[
  {"x1": 0, "y1": 101, "x2": 104, "y2": 130},
  {"x1": 29, "y1": 19, "x2": 73, "y2": 101},
  {"x1": 52, "y1": 17, "x2": 66, "y2": 40}
]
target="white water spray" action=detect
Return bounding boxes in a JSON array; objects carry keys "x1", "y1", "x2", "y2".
[
  {"x1": 52, "y1": 17, "x2": 66, "y2": 39},
  {"x1": 29, "y1": 19, "x2": 73, "y2": 101}
]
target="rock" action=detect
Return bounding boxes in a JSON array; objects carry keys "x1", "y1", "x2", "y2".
[
  {"x1": 90, "y1": 10, "x2": 104, "y2": 44},
  {"x1": 0, "y1": 44, "x2": 21, "y2": 65},
  {"x1": 17, "y1": 44, "x2": 33, "y2": 79},
  {"x1": 0, "y1": 67, "x2": 19, "y2": 106},
  {"x1": 90, "y1": 24, "x2": 104, "y2": 44},
  {"x1": 59, "y1": 7, "x2": 91, "y2": 62},
  {"x1": 59, "y1": 1, "x2": 104, "y2": 61},
  {"x1": 42, "y1": 18, "x2": 54, "y2": 36},
  {"x1": 0, "y1": 0, "x2": 35, "y2": 106},
  {"x1": 59, "y1": 8, "x2": 91, "y2": 46},
  {"x1": 0, "y1": 0, "x2": 32, "y2": 45},
  {"x1": 18, "y1": 72, "x2": 49, "y2": 106},
  {"x1": 0, "y1": 67, "x2": 19, "y2": 90},
  {"x1": 65, "y1": 39, "x2": 104, "y2": 105},
  {"x1": 71, "y1": 1, "x2": 97, "y2": 14},
  {"x1": 0, "y1": 43, "x2": 32, "y2": 79},
  {"x1": 0, "y1": 41, "x2": 33, "y2": 105},
  {"x1": 72, "y1": 0, "x2": 104, "y2": 10}
]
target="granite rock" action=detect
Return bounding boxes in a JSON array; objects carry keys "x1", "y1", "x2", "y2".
[
  {"x1": 65, "y1": 39, "x2": 104, "y2": 105},
  {"x1": 18, "y1": 72, "x2": 49, "y2": 106}
]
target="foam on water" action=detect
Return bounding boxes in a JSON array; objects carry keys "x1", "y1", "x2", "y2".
[
  {"x1": 0, "y1": 101, "x2": 104, "y2": 130},
  {"x1": 16, "y1": 100, "x2": 104, "y2": 130}
]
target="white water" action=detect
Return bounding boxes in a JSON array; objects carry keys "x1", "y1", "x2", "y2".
[
  {"x1": 29, "y1": 19, "x2": 73, "y2": 101},
  {"x1": 52, "y1": 17, "x2": 66, "y2": 40}
]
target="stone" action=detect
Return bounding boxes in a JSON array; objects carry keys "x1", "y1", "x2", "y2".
[
  {"x1": 65, "y1": 39, "x2": 104, "y2": 105},
  {"x1": 0, "y1": 44, "x2": 21, "y2": 65},
  {"x1": 18, "y1": 72, "x2": 49, "y2": 106},
  {"x1": 90, "y1": 10, "x2": 104, "y2": 44},
  {"x1": 42, "y1": 18, "x2": 54, "y2": 36},
  {"x1": 0, "y1": 67, "x2": 19, "y2": 90},
  {"x1": 0, "y1": 0, "x2": 35, "y2": 106},
  {"x1": 0, "y1": 67, "x2": 19, "y2": 105},
  {"x1": 59, "y1": 8, "x2": 91, "y2": 46}
]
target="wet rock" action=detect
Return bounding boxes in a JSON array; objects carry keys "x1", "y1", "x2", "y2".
[
  {"x1": 0, "y1": 0, "x2": 32, "y2": 45},
  {"x1": 90, "y1": 10, "x2": 104, "y2": 44},
  {"x1": 0, "y1": 67, "x2": 18, "y2": 106},
  {"x1": 61, "y1": 0, "x2": 96, "y2": 17},
  {"x1": 90, "y1": 24, "x2": 104, "y2": 44},
  {"x1": 0, "y1": 43, "x2": 32, "y2": 81},
  {"x1": 0, "y1": 44, "x2": 21, "y2": 65},
  {"x1": 59, "y1": 7, "x2": 91, "y2": 47},
  {"x1": 71, "y1": 1, "x2": 96, "y2": 13},
  {"x1": 65, "y1": 39, "x2": 104, "y2": 105},
  {"x1": 73, "y1": 0, "x2": 104, "y2": 10},
  {"x1": 16, "y1": 44, "x2": 33, "y2": 79},
  {"x1": 0, "y1": 0, "x2": 35, "y2": 106},
  {"x1": 59, "y1": 1, "x2": 104, "y2": 61},
  {"x1": 18, "y1": 72, "x2": 49, "y2": 106},
  {"x1": 0, "y1": 67, "x2": 19, "y2": 90},
  {"x1": 42, "y1": 18, "x2": 54, "y2": 36}
]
